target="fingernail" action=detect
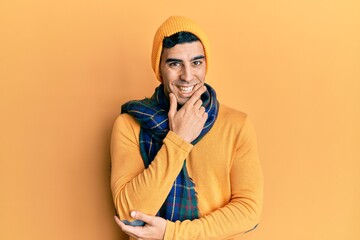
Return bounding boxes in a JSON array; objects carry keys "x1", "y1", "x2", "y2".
[{"x1": 131, "y1": 211, "x2": 136, "y2": 218}]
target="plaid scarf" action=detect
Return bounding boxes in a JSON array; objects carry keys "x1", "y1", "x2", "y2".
[{"x1": 121, "y1": 83, "x2": 219, "y2": 224}]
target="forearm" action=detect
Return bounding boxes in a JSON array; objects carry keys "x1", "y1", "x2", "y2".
[
  {"x1": 164, "y1": 163, "x2": 263, "y2": 240},
  {"x1": 164, "y1": 197, "x2": 262, "y2": 240},
  {"x1": 111, "y1": 128, "x2": 193, "y2": 223}
]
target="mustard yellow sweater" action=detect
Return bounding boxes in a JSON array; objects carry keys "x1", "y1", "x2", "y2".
[{"x1": 111, "y1": 104, "x2": 263, "y2": 240}]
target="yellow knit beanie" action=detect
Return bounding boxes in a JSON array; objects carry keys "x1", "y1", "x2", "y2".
[{"x1": 151, "y1": 16, "x2": 210, "y2": 82}]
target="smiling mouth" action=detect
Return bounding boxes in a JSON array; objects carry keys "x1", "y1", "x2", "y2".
[{"x1": 177, "y1": 85, "x2": 195, "y2": 94}]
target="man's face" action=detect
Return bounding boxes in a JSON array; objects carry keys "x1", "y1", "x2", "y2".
[{"x1": 160, "y1": 41, "x2": 206, "y2": 106}]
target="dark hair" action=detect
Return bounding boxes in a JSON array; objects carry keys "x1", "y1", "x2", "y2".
[{"x1": 163, "y1": 31, "x2": 200, "y2": 48}]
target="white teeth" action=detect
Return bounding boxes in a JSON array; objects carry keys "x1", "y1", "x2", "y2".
[{"x1": 178, "y1": 86, "x2": 194, "y2": 93}]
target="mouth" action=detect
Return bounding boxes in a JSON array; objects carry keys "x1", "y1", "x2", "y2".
[{"x1": 177, "y1": 85, "x2": 195, "y2": 94}]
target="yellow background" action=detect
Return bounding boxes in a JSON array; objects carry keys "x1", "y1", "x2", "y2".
[{"x1": 1, "y1": 1, "x2": 359, "y2": 239}]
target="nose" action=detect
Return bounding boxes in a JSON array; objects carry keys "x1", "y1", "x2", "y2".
[{"x1": 180, "y1": 64, "x2": 193, "y2": 82}]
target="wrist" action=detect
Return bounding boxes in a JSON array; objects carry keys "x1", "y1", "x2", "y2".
[{"x1": 170, "y1": 131, "x2": 192, "y2": 144}]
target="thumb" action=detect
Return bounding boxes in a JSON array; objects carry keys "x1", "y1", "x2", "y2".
[
  {"x1": 131, "y1": 211, "x2": 152, "y2": 224},
  {"x1": 168, "y1": 93, "x2": 177, "y2": 118}
]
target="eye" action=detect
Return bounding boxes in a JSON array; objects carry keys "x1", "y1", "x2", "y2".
[
  {"x1": 169, "y1": 62, "x2": 181, "y2": 67},
  {"x1": 193, "y1": 60, "x2": 203, "y2": 66}
]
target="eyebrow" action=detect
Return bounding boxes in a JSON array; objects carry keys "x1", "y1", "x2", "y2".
[
  {"x1": 165, "y1": 55, "x2": 205, "y2": 63},
  {"x1": 192, "y1": 55, "x2": 205, "y2": 61}
]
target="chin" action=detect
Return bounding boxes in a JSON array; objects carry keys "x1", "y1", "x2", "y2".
[{"x1": 177, "y1": 97, "x2": 189, "y2": 106}]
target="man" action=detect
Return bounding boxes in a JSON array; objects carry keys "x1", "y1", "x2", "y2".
[{"x1": 111, "y1": 16, "x2": 263, "y2": 239}]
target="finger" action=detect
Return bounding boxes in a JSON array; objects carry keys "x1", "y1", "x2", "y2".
[
  {"x1": 203, "y1": 112, "x2": 208, "y2": 120},
  {"x1": 114, "y1": 216, "x2": 134, "y2": 231},
  {"x1": 114, "y1": 216, "x2": 141, "y2": 239},
  {"x1": 168, "y1": 93, "x2": 177, "y2": 119},
  {"x1": 131, "y1": 211, "x2": 153, "y2": 225},
  {"x1": 114, "y1": 216, "x2": 133, "y2": 232},
  {"x1": 194, "y1": 99, "x2": 203, "y2": 109},
  {"x1": 114, "y1": 216, "x2": 123, "y2": 227},
  {"x1": 184, "y1": 85, "x2": 206, "y2": 107},
  {"x1": 199, "y1": 106, "x2": 206, "y2": 114}
]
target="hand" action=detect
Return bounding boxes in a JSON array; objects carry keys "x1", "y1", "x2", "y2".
[
  {"x1": 168, "y1": 86, "x2": 208, "y2": 143},
  {"x1": 114, "y1": 211, "x2": 166, "y2": 240}
]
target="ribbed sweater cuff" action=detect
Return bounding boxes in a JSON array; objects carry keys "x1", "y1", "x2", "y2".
[
  {"x1": 164, "y1": 131, "x2": 193, "y2": 152},
  {"x1": 163, "y1": 221, "x2": 175, "y2": 240}
]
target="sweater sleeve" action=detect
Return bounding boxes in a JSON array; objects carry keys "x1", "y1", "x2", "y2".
[
  {"x1": 110, "y1": 114, "x2": 193, "y2": 224},
  {"x1": 163, "y1": 117, "x2": 264, "y2": 240}
]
